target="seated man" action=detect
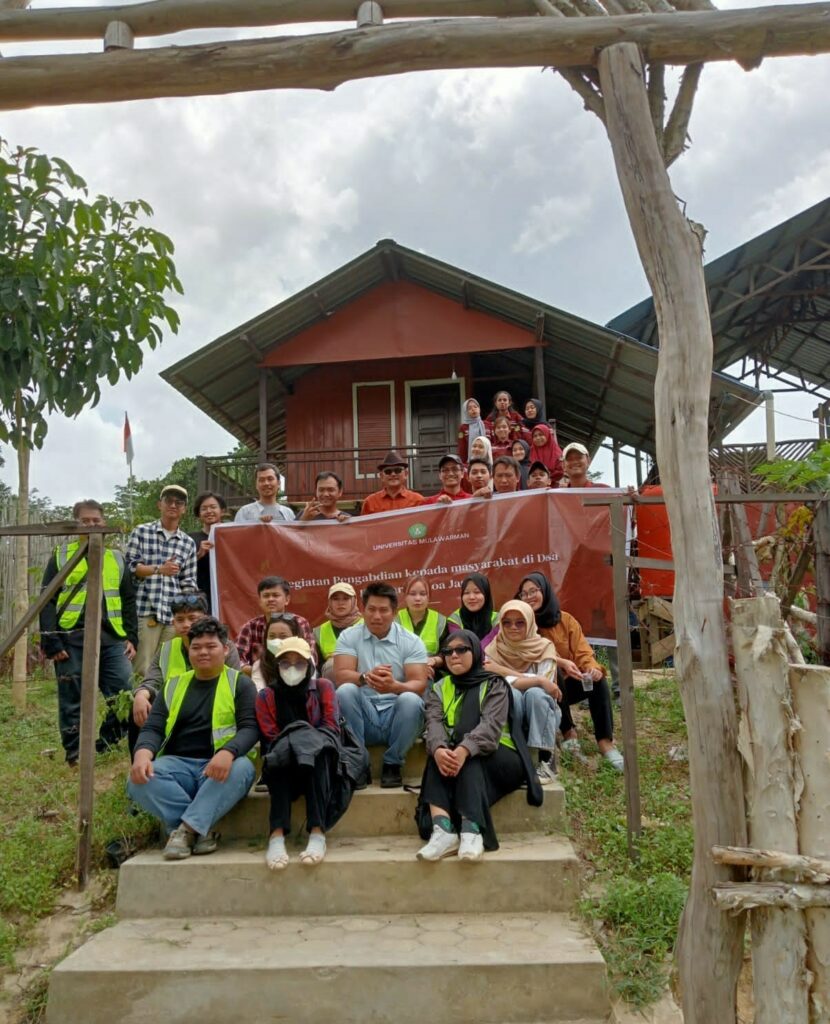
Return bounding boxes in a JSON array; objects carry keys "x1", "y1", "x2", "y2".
[
  {"x1": 492, "y1": 455, "x2": 521, "y2": 494},
  {"x1": 333, "y1": 581, "x2": 429, "y2": 788},
  {"x1": 527, "y1": 460, "x2": 553, "y2": 490},
  {"x1": 235, "y1": 575, "x2": 315, "y2": 668},
  {"x1": 127, "y1": 617, "x2": 257, "y2": 860},
  {"x1": 425, "y1": 454, "x2": 469, "y2": 504},
  {"x1": 299, "y1": 471, "x2": 351, "y2": 522},
  {"x1": 129, "y1": 592, "x2": 242, "y2": 753},
  {"x1": 361, "y1": 451, "x2": 424, "y2": 515}
]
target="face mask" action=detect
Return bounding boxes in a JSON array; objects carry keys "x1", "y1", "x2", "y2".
[
  {"x1": 266, "y1": 638, "x2": 284, "y2": 658},
  {"x1": 278, "y1": 663, "x2": 307, "y2": 687}
]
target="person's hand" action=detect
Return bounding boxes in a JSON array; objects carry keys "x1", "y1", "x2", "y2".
[
  {"x1": 590, "y1": 667, "x2": 604, "y2": 682},
  {"x1": 472, "y1": 487, "x2": 492, "y2": 499},
  {"x1": 259, "y1": 514, "x2": 274, "y2": 523},
  {"x1": 335, "y1": 512, "x2": 350, "y2": 523},
  {"x1": 240, "y1": 665, "x2": 253, "y2": 676},
  {"x1": 130, "y1": 750, "x2": 154, "y2": 785},
  {"x1": 299, "y1": 500, "x2": 321, "y2": 522},
  {"x1": 52, "y1": 650, "x2": 70, "y2": 663},
  {"x1": 203, "y1": 749, "x2": 234, "y2": 782},
  {"x1": 557, "y1": 658, "x2": 582, "y2": 680},
  {"x1": 124, "y1": 641, "x2": 137, "y2": 661},
  {"x1": 448, "y1": 746, "x2": 470, "y2": 772},
  {"x1": 366, "y1": 666, "x2": 396, "y2": 694},
  {"x1": 434, "y1": 747, "x2": 457, "y2": 777},
  {"x1": 436, "y1": 495, "x2": 452, "y2": 505},
  {"x1": 197, "y1": 539, "x2": 214, "y2": 557},
  {"x1": 158, "y1": 559, "x2": 180, "y2": 577},
  {"x1": 133, "y1": 690, "x2": 153, "y2": 726},
  {"x1": 542, "y1": 676, "x2": 563, "y2": 701}
]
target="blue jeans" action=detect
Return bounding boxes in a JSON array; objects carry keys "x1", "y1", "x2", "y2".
[
  {"x1": 337, "y1": 684, "x2": 424, "y2": 766},
  {"x1": 126, "y1": 754, "x2": 255, "y2": 836},
  {"x1": 55, "y1": 640, "x2": 133, "y2": 761},
  {"x1": 511, "y1": 685, "x2": 561, "y2": 751}
]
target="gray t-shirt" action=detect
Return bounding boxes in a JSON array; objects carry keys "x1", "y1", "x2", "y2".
[{"x1": 234, "y1": 501, "x2": 296, "y2": 524}]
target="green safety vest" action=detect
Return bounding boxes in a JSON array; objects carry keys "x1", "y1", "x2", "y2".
[
  {"x1": 396, "y1": 608, "x2": 446, "y2": 656},
  {"x1": 447, "y1": 609, "x2": 498, "y2": 631},
  {"x1": 435, "y1": 676, "x2": 515, "y2": 751},
  {"x1": 159, "y1": 636, "x2": 188, "y2": 681},
  {"x1": 160, "y1": 666, "x2": 257, "y2": 762},
  {"x1": 315, "y1": 619, "x2": 364, "y2": 661},
  {"x1": 55, "y1": 541, "x2": 126, "y2": 637}
]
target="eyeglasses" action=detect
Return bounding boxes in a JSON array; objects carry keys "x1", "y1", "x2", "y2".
[
  {"x1": 440, "y1": 645, "x2": 473, "y2": 657},
  {"x1": 519, "y1": 587, "x2": 541, "y2": 600},
  {"x1": 162, "y1": 496, "x2": 186, "y2": 506},
  {"x1": 171, "y1": 595, "x2": 207, "y2": 612},
  {"x1": 381, "y1": 467, "x2": 405, "y2": 476}
]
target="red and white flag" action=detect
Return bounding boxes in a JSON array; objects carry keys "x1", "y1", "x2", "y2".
[{"x1": 123, "y1": 412, "x2": 135, "y2": 466}]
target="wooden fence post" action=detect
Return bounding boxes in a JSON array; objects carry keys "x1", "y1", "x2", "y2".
[{"x1": 814, "y1": 500, "x2": 830, "y2": 666}]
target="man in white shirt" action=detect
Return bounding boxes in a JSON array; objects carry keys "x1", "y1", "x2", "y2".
[{"x1": 234, "y1": 463, "x2": 296, "y2": 524}]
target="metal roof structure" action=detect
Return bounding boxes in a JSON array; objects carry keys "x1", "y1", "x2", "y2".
[
  {"x1": 608, "y1": 197, "x2": 830, "y2": 396},
  {"x1": 161, "y1": 239, "x2": 762, "y2": 457}
]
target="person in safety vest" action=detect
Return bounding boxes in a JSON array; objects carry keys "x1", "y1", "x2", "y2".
[
  {"x1": 396, "y1": 575, "x2": 447, "y2": 679},
  {"x1": 40, "y1": 499, "x2": 138, "y2": 766},
  {"x1": 128, "y1": 616, "x2": 257, "y2": 860},
  {"x1": 128, "y1": 592, "x2": 242, "y2": 753},
  {"x1": 314, "y1": 582, "x2": 362, "y2": 677},
  {"x1": 415, "y1": 630, "x2": 541, "y2": 863}
]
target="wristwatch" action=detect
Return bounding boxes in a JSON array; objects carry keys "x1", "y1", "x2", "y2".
[{"x1": 358, "y1": 672, "x2": 367, "y2": 686}]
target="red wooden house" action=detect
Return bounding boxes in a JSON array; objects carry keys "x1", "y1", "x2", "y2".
[{"x1": 161, "y1": 239, "x2": 761, "y2": 503}]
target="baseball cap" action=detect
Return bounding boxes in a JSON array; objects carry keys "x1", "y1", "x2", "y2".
[
  {"x1": 160, "y1": 484, "x2": 189, "y2": 501},
  {"x1": 438, "y1": 453, "x2": 463, "y2": 469},
  {"x1": 562, "y1": 443, "x2": 590, "y2": 459},
  {"x1": 329, "y1": 582, "x2": 356, "y2": 598},
  {"x1": 528, "y1": 460, "x2": 552, "y2": 476},
  {"x1": 273, "y1": 637, "x2": 313, "y2": 661}
]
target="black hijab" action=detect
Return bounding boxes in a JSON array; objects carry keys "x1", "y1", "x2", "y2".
[
  {"x1": 511, "y1": 439, "x2": 531, "y2": 489},
  {"x1": 522, "y1": 398, "x2": 546, "y2": 432},
  {"x1": 445, "y1": 630, "x2": 497, "y2": 744},
  {"x1": 458, "y1": 573, "x2": 495, "y2": 640},
  {"x1": 515, "y1": 572, "x2": 561, "y2": 630}
]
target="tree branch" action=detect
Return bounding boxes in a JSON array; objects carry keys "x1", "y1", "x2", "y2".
[
  {"x1": 1, "y1": 5, "x2": 828, "y2": 110},
  {"x1": 647, "y1": 61, "x2": 666, "y2": 143},
  {"x1": 663, "y1": 61, "x2": 703, "y2": 165}
]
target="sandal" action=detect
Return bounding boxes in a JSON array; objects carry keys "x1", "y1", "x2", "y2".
[
  {"x1": 266, "y1": 835, "x2": 289, "y2": 871},
  {"x1": 299, "y1": 833, "x2": 327, "y2": 865}
]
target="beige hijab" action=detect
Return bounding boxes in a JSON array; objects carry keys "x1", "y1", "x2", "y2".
[{"x1": 485, "y1": 600, "x2": 558, "y2": 671}]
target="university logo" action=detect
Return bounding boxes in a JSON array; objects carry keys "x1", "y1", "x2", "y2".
[{"x1": 408, "y1": 522, "x2": 428, "y2": 539}]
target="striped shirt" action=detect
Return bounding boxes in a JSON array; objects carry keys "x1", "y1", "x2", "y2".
[{"x1": 125, "y1": 520, "x2": 197, "y2": 623}]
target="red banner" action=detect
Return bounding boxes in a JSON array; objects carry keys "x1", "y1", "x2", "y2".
[{"x1": 211, "y1": 490, "x2": 619, "y2": 643}]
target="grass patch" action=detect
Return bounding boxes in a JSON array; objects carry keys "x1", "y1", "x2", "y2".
[
  {"x1": 0, "y1": 672, "x2": 156, "y2": 972},
  {"x1": 561, "y1": 673, "x2": 691, "y2": 1008}
]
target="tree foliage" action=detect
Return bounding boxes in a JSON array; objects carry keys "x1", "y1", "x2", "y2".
[
  {"x1": 0, "y1": 139, "x2": 183, "y2": 452},
  {"x1": 757, "y1": 441, "x2": 830, "y2": 492}
]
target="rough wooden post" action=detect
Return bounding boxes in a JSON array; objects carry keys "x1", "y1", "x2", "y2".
[
  {"x1": 814, "y1": 500, "x2": 830, "y2": 667},
  {"x1": 732, "y1": 595, "x2": 810, "y2": 1024},
  {"x1": 598, "y1": 42, "x2": 747, "y2": 1024},
  {"x1": 75, "y1": 532, "x2": 103, "y2": 890},
  {"x1": 791, "y1": 663, "x2": 830, "y2": 1021}
]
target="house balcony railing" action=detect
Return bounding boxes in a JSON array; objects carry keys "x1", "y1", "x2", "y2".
[{"x1": 196, "y1": 444, "x2": 451, "y2": 510}]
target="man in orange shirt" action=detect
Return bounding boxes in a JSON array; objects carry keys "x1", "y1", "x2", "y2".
[{"x1": 361, "y1": 451, "x2": 425, "y2": 516}]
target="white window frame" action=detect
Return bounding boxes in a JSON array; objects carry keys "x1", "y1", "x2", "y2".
[{"x1": 352, "y1": 380, "x2": 396, "y2": 480}]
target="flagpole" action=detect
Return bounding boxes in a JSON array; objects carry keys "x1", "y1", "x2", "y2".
[{"x1": 128, "y1": 459, "x2": 134, "y2": 527}]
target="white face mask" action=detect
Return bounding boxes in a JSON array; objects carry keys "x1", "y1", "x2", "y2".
[
  {"x1": 266, "y1": 638, "x2": 283, "y2": 658},
  {"x1": 278, "y1": 663, "x2": 307, "y2": 687}
]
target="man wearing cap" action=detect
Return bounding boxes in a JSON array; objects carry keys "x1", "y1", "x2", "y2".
[
  {"x1": 424, "y1": 454, "x2": 469, "y2": 504},
  {"x1": 559, "y1": 443, "x2": 608, "y2": 488},
  {"x1": 314, "y1": 582, "x2": 363, "y2": 675},
  {"x1": 492, "y1": 455, "x2": 522, "y2": 495},
  {"x1": 235, "y1": 462, "x2": 296, "y2": 524},
  {"x1": 361, "y1": 451, "x2": 424, "y2": 516},
  {"x1": 527, "y1": 461, "x2": 553, "y2": 489},
  {"x1": 40, "y1": 499, "x2": 139, "y2": 766},
  {"x1": 125, "y1": 484, "x2": 198, "y2": 679}
]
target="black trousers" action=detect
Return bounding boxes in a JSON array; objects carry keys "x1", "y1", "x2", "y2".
[
  {"x1": 558, "y1": 675, "x2": 614, "y2": 743},
  {"x1": 421, "y1": 745, "x2": 524, "y2": 850},
  {"x1": 265, "y1": 754, "x2": 330, "y2": 834}
]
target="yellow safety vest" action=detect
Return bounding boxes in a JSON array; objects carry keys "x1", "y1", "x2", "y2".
[
  {"x1": 160, "y1": 666, "x2": 256, "y2": 762},
  {"x1": 435, "y1": 676, "x2": 515, "y2": 750},
  {"x1": 315, "y1": 619, "x2": 364, "y2": 661},
  {"x1": 55, "y1": 542, "x2": 126, "y2": 637},
  {"x1": 396, "y1": 608, "x2": 446, "y2": 656},
  {"x1": 158, "y1": 636, "x2": 189, "y2": 680}
]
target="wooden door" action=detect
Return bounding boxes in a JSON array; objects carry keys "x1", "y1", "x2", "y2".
[{"x1": 409, "y1": 382, "x2": 461, "y2": 492}]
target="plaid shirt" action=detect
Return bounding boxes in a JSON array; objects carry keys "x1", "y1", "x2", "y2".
[
  {"x1": 235, "y1": 613, "x2": 316, "y2": 667},
  {"x1": 125, "y1": 520, "x2": 197, "y2": 623}
]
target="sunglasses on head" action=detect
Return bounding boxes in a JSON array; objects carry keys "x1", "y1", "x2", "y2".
[
  {"x1": 440, "y1": 644, "x2": 474, "y2": 657},
  {"x1": 171, "y1": 595, "x2": 207, "y2": 612},
  {"x1": 269, "y1": 612, "x2": 296, "y2": 622}
]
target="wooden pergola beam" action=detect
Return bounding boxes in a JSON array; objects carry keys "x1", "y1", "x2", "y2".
[{"x1": 1, "y1": 5, "x2": 829, "y2": 110}]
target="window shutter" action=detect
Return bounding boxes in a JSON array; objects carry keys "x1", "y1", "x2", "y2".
[{"x1": 353, "y1": 383, "x2": 395, "y2": 476}]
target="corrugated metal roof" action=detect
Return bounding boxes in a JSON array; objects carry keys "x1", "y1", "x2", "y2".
[
  {"x1": 161, "y1": 239, "x2": 762, "y2": 456},
  {"x1": 608, "y1": 197, "x2": 830, "y2": 392}
]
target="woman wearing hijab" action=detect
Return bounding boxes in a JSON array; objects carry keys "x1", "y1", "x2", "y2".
[
  {"x1": 516, "y1": 573, "x2": 623, "y2": 772},
  {"x1": 457, "y1": 398, "x2": 489, "y2": 463},
  {"x1": 416, "y1": 630, "x2": 542, "y2": 861},
  {"x1": 256, "y1": 637, "x2": 341, "y2": 869},
  {"x1": 314, "y1": 582, "x2": 363, "y2": 675},
  {"x1": 521, "y1": 398, "x2": 546, "y2": 435},
  {"x1": 484, "y1": 601, "x2": 561, "y2": 783},
  {"x1": 447, "y1": 573, "x2": 499, "y2": 649},
  {"x1": 528, "y1": 423, "x2": 564, "y2": 485},
  {"x1": 468, "y1": 434, "x2": 493, "y2": 467},
  {"x1": 511, "y1": 439, "x2": 531, "y2": 488}
]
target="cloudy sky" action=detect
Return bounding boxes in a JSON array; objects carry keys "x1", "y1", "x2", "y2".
[{"x1": 0, "y1": 0, "x2": 828, "y2": 503}]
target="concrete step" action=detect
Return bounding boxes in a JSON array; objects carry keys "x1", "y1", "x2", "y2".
[
  {"x1": 218, "y1": 779, "x2": 565, "y2": 839},
  {"x1": 368, "y1": 740, "x2": 427, "y2": 778},
  {"x1": 116, "y1": 832, "x2": 580, "y2": 918},
  {"x1": 48, "y1": 911, "x2": 609, "y2": 1024}
]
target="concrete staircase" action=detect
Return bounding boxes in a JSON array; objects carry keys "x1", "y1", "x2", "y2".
[{"x1": 47, "y1": 745, "x2": 611, "y2": 1024}]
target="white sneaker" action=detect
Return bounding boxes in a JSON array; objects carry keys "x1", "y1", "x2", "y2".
[
  {"x1": 602, "y1": 747, "x2": 625, "y2": 773},
  {"x1": 416, "y1": 825, "x2": 460, "y2": 861},
  {"x1": 536, "y1": 759, "x2": 557, "y2": 784},
  {"x1": 561, "y1": 738, "x2": 590, "y2": 765},
  {"x1": 457, "y1": 831, "x2": 484, "y2": 862}
]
